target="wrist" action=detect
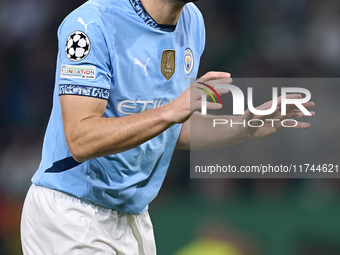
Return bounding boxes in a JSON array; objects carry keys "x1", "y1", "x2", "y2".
[
  {"x1": 159, "y1": 100, "x2": 181, "y2": 125},
  {"x1": 242, "y1": 109, "x2": 256, "y2": 139},
  {"x1": 235, "y1": 115, "x2": 250, "y2": 140},
  {"x1": 162, "y1": 98, "x2": 190, "y2": 124}
]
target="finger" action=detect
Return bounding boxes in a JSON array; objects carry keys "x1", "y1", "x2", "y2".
[
  {"x1": 191, "y1": 100, "x2": 223, "y2": 114},
  {"x1": 283, "y1": 101, "x2": 315, "y2": 108},
  {"x1": 194, "y1": 80, "x2": 231, "y2": 103},
  {"x1": 198, "y1": 78, "x2": 233, "y2": 88},
  {"x1": 281, "y1": 120, "x2": 311, "y2": 129},
  {"x1": 285, "y1": 110, "x2": 315, "y2": 119},
  {"x1": 277, "y1": 94, "x2": 302, "y2": 105},
  {"x1": 196, "y1": 78, "x2": 233, "y2": 88},
  {"x1": 294, "y1": 122, "x2": 311, "y2": 129},
  {"x1": 206, "y1": 102, "x2": 223, "y2": 110},
  {"x1": 282, "y1": 102, "x2": 315, "y2": 112},
  {"x1": 304, "y1": 102, "x2": 315, "y2": 108},
  {"x1": 286, "y1": 94, "x2": 303, "y2": 99},
  {"x1": 201, "y1": 72, "x2": 231, "y2": 79},
  {"x1": 209, "y1": 78, "x2": 233, "y2": 87},
  {"x1": 194, "y1": 78, "x2": 232, "y2": 99},
  {"x1": 214, "y1": 88, "x2": 230, "y2": 96}
]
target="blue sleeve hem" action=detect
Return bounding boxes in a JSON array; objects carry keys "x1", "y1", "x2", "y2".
[{"x1": 59, "y1": 84, "x2": 109, "y2": 100}]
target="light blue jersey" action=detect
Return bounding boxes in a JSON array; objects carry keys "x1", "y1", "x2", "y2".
[{"x1": 32, "y1": 0, "x2": 205, "y2": 214}]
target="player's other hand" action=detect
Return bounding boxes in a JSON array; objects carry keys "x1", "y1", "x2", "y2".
[
  {"x1": 168, "y1": 72, "x2": 232, "y2": 124},
  {"x1": 244, "y1": 94, "x2": 315, "y2": 139}
]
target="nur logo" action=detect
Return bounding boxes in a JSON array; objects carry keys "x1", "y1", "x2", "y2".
[
  {"x1": 199, "y1": 84, "x2": 312, "y2": 117},
  {"x1": 197, "y1": 82, "x2": 223, "y2": 115}
]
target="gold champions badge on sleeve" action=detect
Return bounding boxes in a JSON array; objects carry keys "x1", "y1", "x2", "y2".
[{"x1": 161, "y1": 50, "x2": 176, "y2": 80}]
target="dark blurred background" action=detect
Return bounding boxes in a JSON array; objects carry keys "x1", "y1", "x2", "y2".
[{"x1": 1, "y1": 0, "x2": 340, "y2": 254}]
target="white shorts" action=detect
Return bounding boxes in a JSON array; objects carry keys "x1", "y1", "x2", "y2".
[{"x1": 21, "y1": 185, "x2": 156, "y2": 255}]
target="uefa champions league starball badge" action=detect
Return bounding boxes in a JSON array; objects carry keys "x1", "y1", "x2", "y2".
[
  {"x1": 184, "y1": 48, "x2": 194, "y2": 75},
  {"x1": 65, "y1": 31, "x2": 91, "y2": 61}
]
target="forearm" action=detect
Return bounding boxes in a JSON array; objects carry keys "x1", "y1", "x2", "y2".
[
  {"x1": 66, "y1": 103, "x2": 175, "y2": 162},
  {"x1": 178, "y1": 112, "x2": 249, "y2": 150},
  {"x1": 62, "y1": 72, "x2": 234, "y2": 159}
]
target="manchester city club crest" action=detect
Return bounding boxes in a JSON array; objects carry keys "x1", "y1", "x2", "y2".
[{"x1": 184, "y1": 48, "x2": 194, "y2": 75}]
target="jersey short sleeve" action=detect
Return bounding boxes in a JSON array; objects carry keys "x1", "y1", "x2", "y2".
[
  {"x1": 200, "y1": 13, "x2": 206, "y2": 55},
  {"x1": 187, "y1": 3, "x2": 206, "y2": 56},
  {"x1": 57, "y1": 7, "x2": 112, "y2": 100}
]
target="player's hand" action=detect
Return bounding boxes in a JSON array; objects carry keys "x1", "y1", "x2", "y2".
[
  {"x1": 244, "y1": 94, "x2": 315, "y2": 139},
  {"x1": 168, "y1": 72, "x2": 232, "y2": 124}
]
